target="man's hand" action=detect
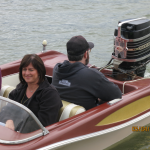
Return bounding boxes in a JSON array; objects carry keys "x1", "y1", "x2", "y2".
[
  {"x1": 98, "y1": 98, "x2": 105, "y2": 104},
  {"x1": 5, "y1": 120, "x2": 15, "y2": 130}
]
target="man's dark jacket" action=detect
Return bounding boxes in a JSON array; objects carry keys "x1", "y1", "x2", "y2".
[
  {"x1": 8, "y1": 78, "x2": 62, "y2": 127},
  {"x1": 52, "y1": 60, "x2": 122, "y2": 110}
]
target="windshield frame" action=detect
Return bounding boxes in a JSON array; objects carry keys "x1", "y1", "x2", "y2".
[{"x1": 0, "y1": 96, "x2": 49, "y2": 144}]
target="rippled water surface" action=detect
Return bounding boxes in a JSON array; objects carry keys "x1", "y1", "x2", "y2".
[
  {"x1": 1, "y1": 0, "x2": 150, "y2": 149},
  {"x1": 0, "y1": 0, "x2": 150, "y2": 69}
]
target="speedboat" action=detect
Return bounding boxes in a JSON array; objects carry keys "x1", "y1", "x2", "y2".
[{"x1": 0, "y1": 17, "x2": 150, "y2": 150}]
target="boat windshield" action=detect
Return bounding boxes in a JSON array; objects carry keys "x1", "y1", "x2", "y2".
[{"x1": 0, "y1": 96, "x2": 49, "y2": 144}]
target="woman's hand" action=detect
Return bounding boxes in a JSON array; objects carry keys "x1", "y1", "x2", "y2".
[{"x1": 5, "y1": 120, "x2": 15, "y2": 130}]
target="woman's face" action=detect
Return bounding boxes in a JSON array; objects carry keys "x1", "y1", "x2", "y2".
[{"x1": 22, "y1": 63, "x2": 39, "y2": 84}]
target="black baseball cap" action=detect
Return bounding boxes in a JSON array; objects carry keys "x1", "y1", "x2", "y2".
[{"x1": 67, "y1": 35, "x2": 94, "y2": 56}]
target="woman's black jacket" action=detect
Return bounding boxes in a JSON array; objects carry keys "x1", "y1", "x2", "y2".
[{"x1": 8, "y1": 78, "x2": 62, "y2": 127}]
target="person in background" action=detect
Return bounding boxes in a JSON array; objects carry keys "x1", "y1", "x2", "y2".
[
  {"x1": 52, "y1": 35, "x2": 122, "y2": 110},
  {"x1": 5, "y1": 54, "x2": 62, "y2": 130}
]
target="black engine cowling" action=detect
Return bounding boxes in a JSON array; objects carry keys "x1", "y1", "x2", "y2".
[{"x1": 112, "y1": 17, "x2": 150, "y2": 80}]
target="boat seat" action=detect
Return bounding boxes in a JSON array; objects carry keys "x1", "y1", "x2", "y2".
[
  {"x1": 0, "y1": 85, "x2": 15, "y2": 112},
  {"x1": 0, "y1": 85, "x2": 15, "y2": 98},
  {"x1": 0, "y1": 85, "x2": 86, "y2": 121},
  {"x1": 59, "y1": 100, "x2": 86, "y2": 121}
]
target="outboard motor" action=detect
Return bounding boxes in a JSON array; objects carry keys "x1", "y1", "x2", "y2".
[{"x1": 112, "y1": 17, "x2": 150, "y2": 81}]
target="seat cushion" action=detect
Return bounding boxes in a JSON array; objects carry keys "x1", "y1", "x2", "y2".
[
  {"x1": 59, "y1": 100, "x2": 86, "y2": 121},
  {"x1": 0, "y1": 85, "x2": 15, "y2": 112},
  {"x1": 0, "y1": 85, "x2": 15, "y2": 98}
]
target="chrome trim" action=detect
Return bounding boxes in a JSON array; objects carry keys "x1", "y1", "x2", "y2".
[
  {"x1": 108, "y1": 98, "x2": 122, "y2": 105},
  {"x1": 37, "y1": 111, "x2": 150, "y2": 150},
  {"x1": 43, "y1": 127, "x2": 49, "y2": 135},
  {"x1": 112, "y1": 52, "x2": 150, "y2": 62},
  {"x1": 117, "y1": 17, "x2": 146, "y2": 39},
  {"x1": 114, "y1": 31, "x2": 150, "y2": 42},
  {"x1": 0, "y1": 133, "x2": 43, "y2": 144},
  {"x1": 0, "y1": 96, "x2": 49, "y2": 144},
  {"x1": 127, "y1": 50, "x2": 150, "y2": 57},
  {"x1": 122, "y1": 78, "x2": 148, "y2": 94}
]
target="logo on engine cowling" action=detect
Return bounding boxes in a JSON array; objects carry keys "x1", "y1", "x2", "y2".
[
  {"x1": 116, "y1": 46, "x2": 123, "y2": 52},
  {"x1": 135, "y1": 42, "x2": 150, "y2": 51}
]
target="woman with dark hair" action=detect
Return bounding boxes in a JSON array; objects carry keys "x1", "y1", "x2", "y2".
[{"x1": 5, "y1": 54, "x2": 62, "y2": 131}]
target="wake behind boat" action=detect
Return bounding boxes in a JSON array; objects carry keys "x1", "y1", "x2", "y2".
[{"x1": 0, "y1": 17, "x2": 150, "y2": 150}]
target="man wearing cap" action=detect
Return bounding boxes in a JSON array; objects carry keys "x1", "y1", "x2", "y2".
[{"x1": 52, "y1": 35, "x2": 122, "y2": 110}]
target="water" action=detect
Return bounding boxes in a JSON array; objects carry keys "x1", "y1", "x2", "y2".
[
  {"x1": 1, "y1": 1, "x2": 150, "y2": 149},
  {"x1": 1, "y1": 0, "x2": 150, "y2": 70}
]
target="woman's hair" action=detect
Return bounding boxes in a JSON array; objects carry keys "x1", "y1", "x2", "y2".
[{"x1": 19, "y1": 54, "x2": 46, "y2": 84}]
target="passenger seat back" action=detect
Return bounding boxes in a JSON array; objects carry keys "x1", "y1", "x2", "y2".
[
  {"x1": 59, "y1": 100, "x2": 86, "y2": 121},
  {"x1": 0, "y1": 85, "x2": 15, "y2": 112},
  {"x1": 0, "y1": 85, "x2": 15, "y2": 98}
]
